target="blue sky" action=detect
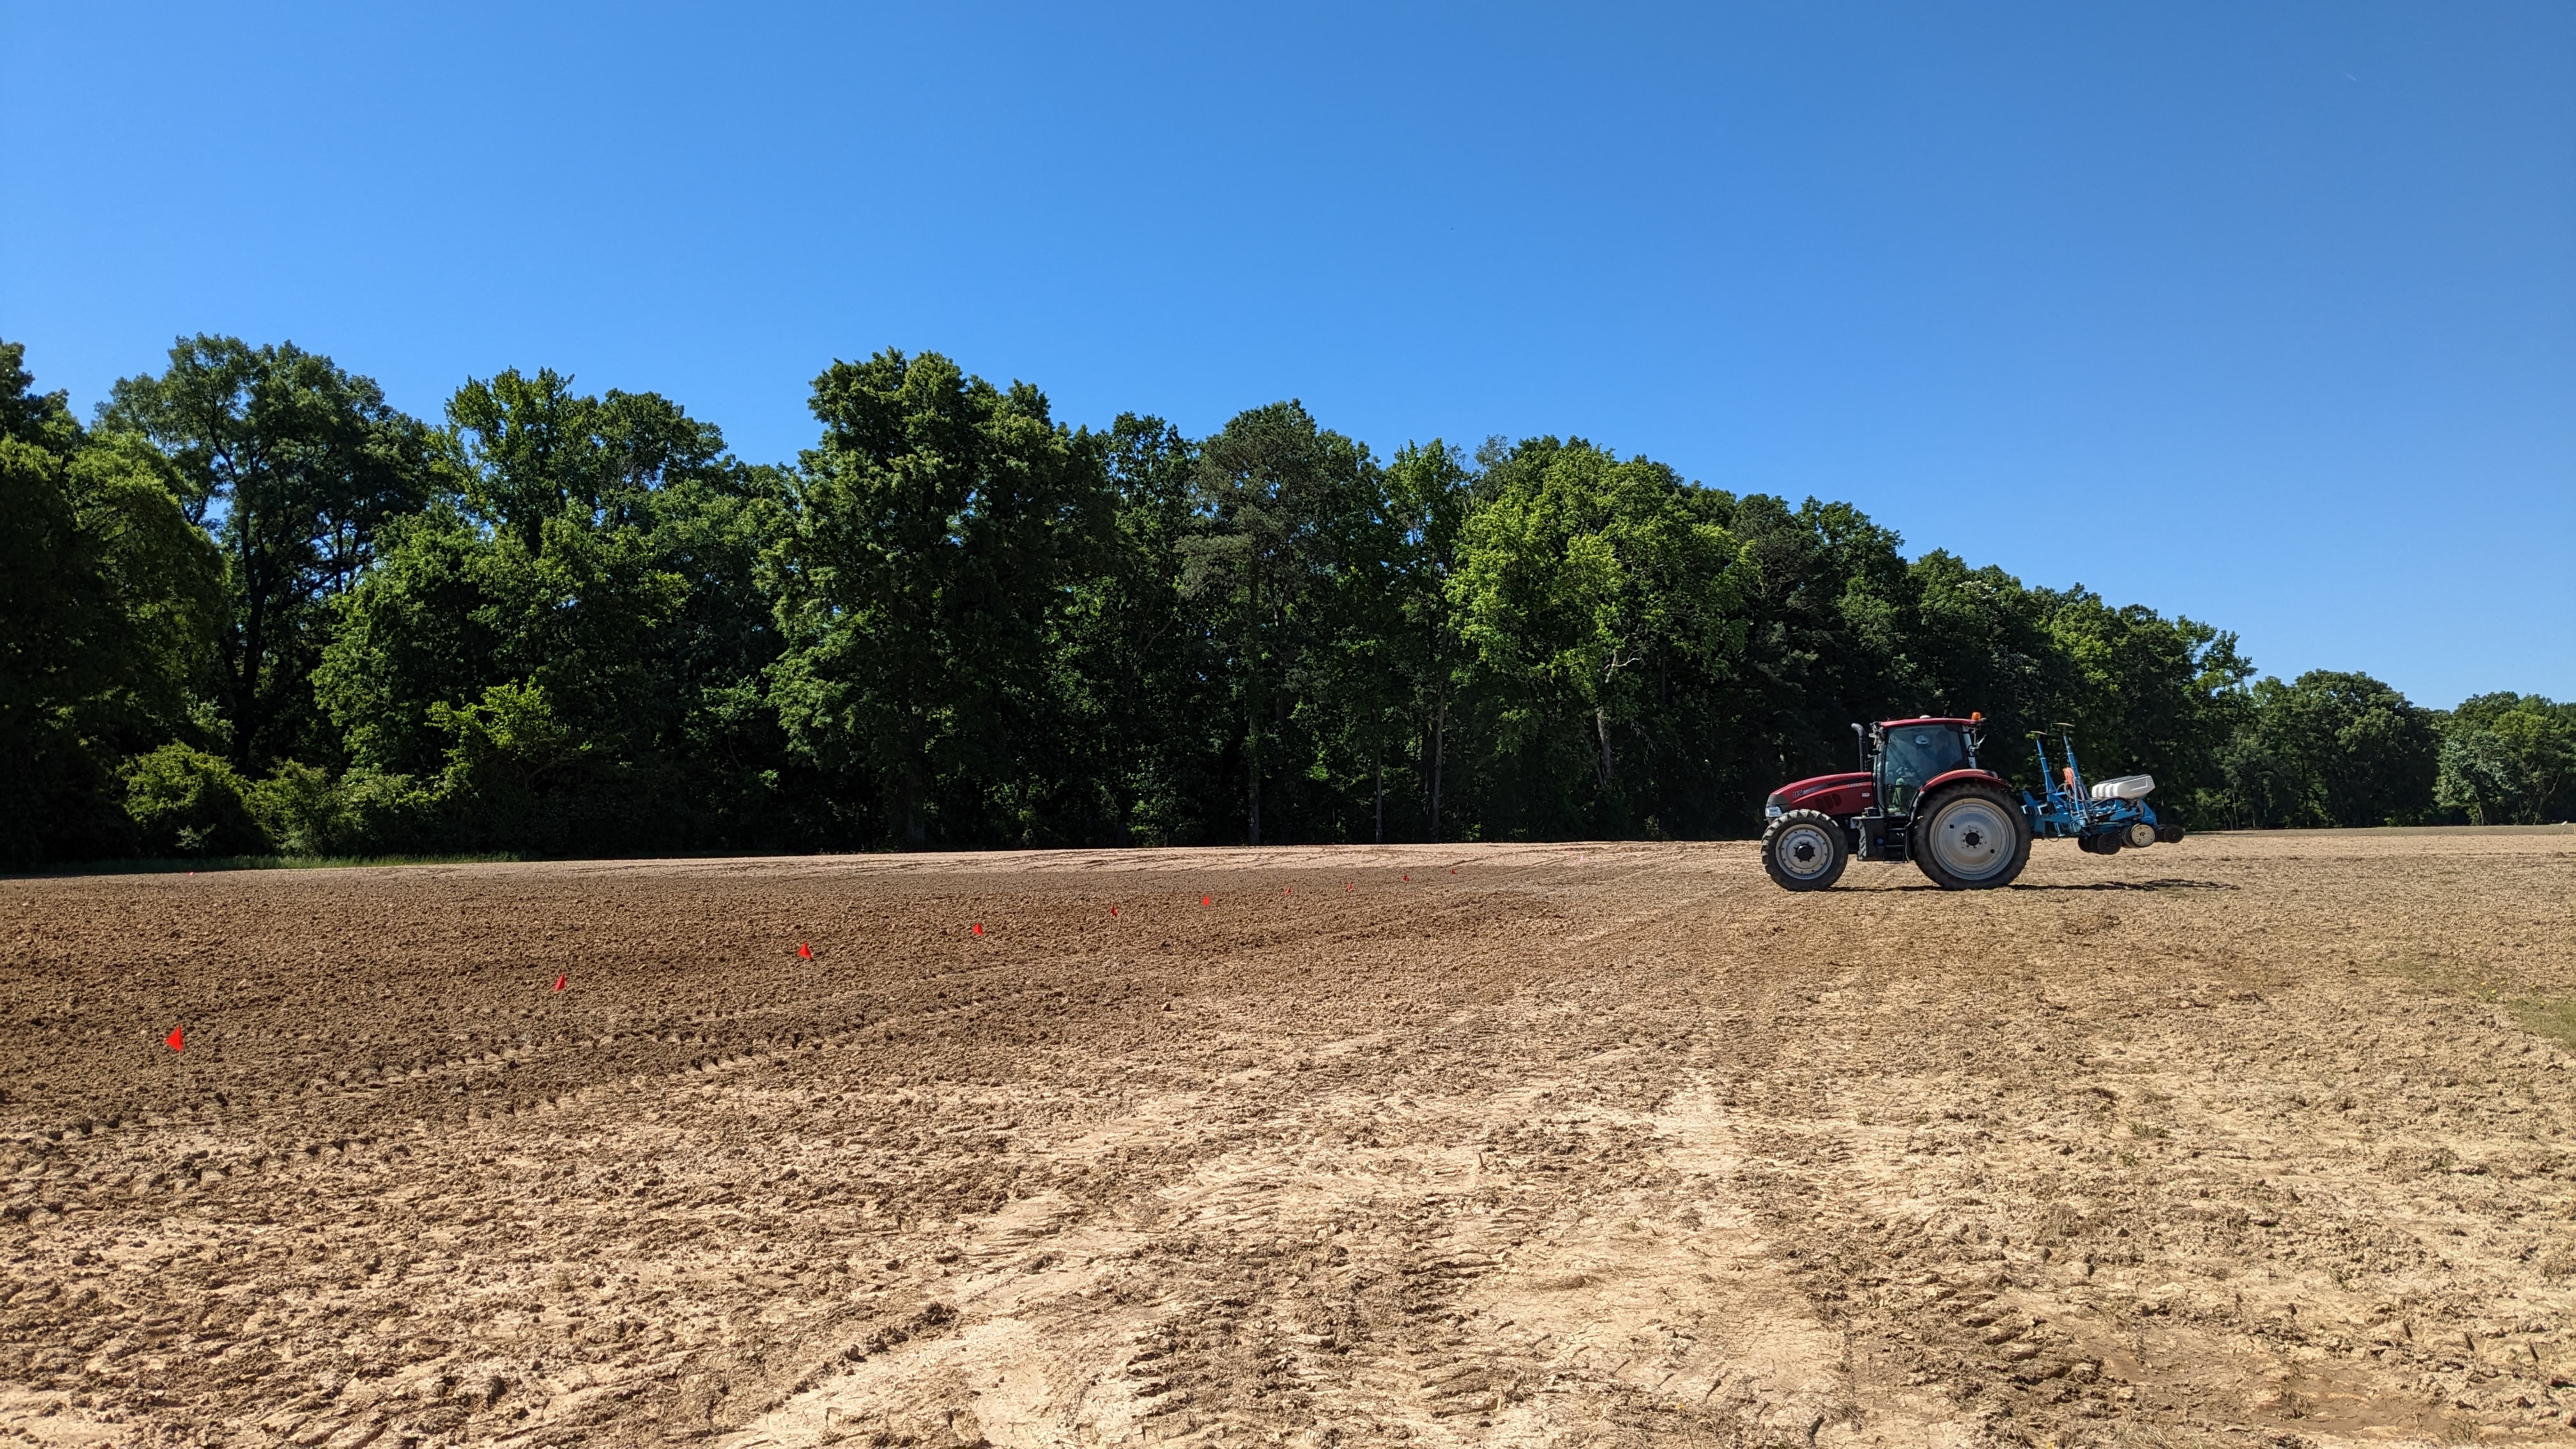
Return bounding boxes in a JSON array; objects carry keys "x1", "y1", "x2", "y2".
[{"x1": 5, "y1": 2, "x2": 2570, "y2": 705}]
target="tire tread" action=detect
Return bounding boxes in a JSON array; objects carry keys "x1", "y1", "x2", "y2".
[{"x1": 1762, "y1": 809, "x2": 1849, "y2": 891}]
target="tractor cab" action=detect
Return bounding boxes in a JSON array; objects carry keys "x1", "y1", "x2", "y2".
[
  {"x1": 1761, "y1": 715, "x2": 1991, "y2": 827},
  {"x1": 1872, "y1": 718, "x2": 1977, "y2": 816}
]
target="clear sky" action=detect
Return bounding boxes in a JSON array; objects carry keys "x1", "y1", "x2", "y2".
[{"x1": 5, "y1": 2, "x2": 2570, "y2": 706}]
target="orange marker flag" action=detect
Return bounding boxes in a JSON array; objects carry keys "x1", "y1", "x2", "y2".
[
  {"x1": 165, "y1": 1025, "x2": 183, "y2": 1052},
  {"x1": 798, "y1": 942, "x2": 813, "y2": 960},
  {"x1": 553, "y1": 973, "x2": 567, "y2": 992},
  {"x1": 970, "y1": 923, "x2": 985, "y2": 937}
]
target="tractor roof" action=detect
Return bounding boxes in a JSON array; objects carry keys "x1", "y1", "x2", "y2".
[{"x1": 1876, "y1": 716, "x2": 1980, "y2": 730}]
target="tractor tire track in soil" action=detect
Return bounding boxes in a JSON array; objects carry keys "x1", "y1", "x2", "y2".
[{"x1": 3, "y1": 834, "x2": 2572, "y2": 1445}]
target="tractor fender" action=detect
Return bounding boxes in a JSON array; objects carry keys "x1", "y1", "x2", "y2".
[
  {"x1": 1913, "y1": 770, "x2": 2036, "y2": 856},
  {"x1": 1920, "y1": 767, "x2": 2013, "y2": 800}
]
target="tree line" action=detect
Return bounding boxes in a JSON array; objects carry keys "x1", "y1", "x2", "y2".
[{"x1": 5, "y1": 335, "x2": 2568, "y2": 866}]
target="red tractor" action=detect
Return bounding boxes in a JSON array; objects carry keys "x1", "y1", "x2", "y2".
[{"x1": 1760, "y1": 714, "x2": 2031, "y2": 891}]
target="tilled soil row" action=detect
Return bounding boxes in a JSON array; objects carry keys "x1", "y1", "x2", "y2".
[{"x1": 3, "y1": 834, "x2": 2572, "y2": 1446}]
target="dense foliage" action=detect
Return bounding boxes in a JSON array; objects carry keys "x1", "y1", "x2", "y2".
[{"x1": 5, "y1": 337, "x2": 2564, "y2": 865}]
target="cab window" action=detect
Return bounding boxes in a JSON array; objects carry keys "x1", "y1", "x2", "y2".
[{"x1": 1881, "y1": 728, "x2": 1968, "y2": 812}]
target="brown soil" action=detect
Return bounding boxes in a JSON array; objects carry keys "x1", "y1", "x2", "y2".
[{"x1": 4, "y1": 833, "x2": 2574, "y2": 1446}]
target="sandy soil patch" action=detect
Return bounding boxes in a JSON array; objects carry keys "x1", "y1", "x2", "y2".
[{"x1": 4, "y1": 832, "x2": 2573, "y2": 1445}]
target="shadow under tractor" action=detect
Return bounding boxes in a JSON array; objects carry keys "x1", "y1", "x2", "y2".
[{"x1": 1760, "y1": 716, "x2": 2185, "y2": 891}]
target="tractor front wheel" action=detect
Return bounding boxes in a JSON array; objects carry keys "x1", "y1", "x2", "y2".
[
  {"x1": 1914, "y1": 785, "x2": 2032, "y2": 890},
  {"x1": 1761, "y1": 810, "x2": 1848, "y2": 891}
]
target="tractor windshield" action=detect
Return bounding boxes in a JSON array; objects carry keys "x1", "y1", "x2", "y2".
[{"x1": 1880, "y1": 726, "x2": 1968, "y2": 815}]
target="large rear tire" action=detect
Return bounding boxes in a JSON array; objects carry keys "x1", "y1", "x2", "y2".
[
  {"x1": 1913, "y1": 784, "x2": 2032, "y2": 890},
  {"x1": 1762, "y1": 809, "x2": 1848, "y2": 891}
]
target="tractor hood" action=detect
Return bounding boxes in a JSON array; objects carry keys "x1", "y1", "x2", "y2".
[{"x1": 1765, "y1": 770, "x2": 1874, "y2": 819}]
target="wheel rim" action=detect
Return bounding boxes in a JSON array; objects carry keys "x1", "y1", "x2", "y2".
[
  {"x1": 2126, "y1": 822, "x2": 2157, "y2": 848},
  {"x1": 1774, "y1": 822, "x2": 1836, "y2": 880},
  {"x1": 1926, "y1": 797, "x2": 2015, "y2": 880}
]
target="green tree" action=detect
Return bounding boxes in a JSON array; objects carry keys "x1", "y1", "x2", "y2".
[
  {"x1": 768, "y1": 349, "x2": 1113, "y2": 846},
  {"x1": 447, "y1": 367, "x2": 732, "y2": 553},
  {"x1": 1696, "y1": 493, "x2": 1912, "y2": 806},
  {"x1": 318, "y1": 371, "x2": 783, "y2": 854},
  {"x1": 122, "y1": 742, "x2": 266, "y2": 856},
  {"x1": 0, "y1": 342, "x2": 222, "y2": 863},
  {"x1": 2434, "y1": 728, "x2": 2532, "y2": 825},
  {"x1": 2035, "y1": 589, "x2": 2250, "y2": 822},
  {"x1": 31, "y1": 331, "x2": 2572, "y2": 860},
  {"x1": 2448, "y1": 693, "x2": 2575, "y2": 822},
  {"x1": 1450, "y1": 438, "x2": 1744, "y2": 837},
  {"x1": 100, "y1": 337, "x2": 434, "y2": 771},
  {"x1": 2220, "y1": 671, "x2": 2438, "y2": 827},
  {"x1": 1179, "y1": 401, "x2": 1377, "y2": 845},
  {"x1": 1899, "y1": 551, "x2": 2058, "y2": 732},
  {"x1": 0, "y1": 340, "x2": 80, "y2": 454},
  {"x1": 1378, "y1": 441, "x2": 1474, "y2": 839},
  {"x1": 1, "y1": 434, "x2": 135, "y2": 861},
  {"x1": 1037, "y1": 415, "x2": 1230, "y2": 846}
]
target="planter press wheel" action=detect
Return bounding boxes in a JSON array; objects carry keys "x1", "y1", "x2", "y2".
[{"x1": 1915, "y1": 785, "x2": 2032, "y2": 890}]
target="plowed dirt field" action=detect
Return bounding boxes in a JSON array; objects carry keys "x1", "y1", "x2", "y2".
[{"x1": 6, "y1": 832, "x2": 2575, "y2": 1447}]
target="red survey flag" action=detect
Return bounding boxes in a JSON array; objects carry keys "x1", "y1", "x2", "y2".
[
  {"x1": 553, "y1": 973, "x2": 567, "y2": 992},
  {"x1": 1109, "y1": 906, "x2": 1119, "y2": 917},
  {"x1": 165, "y1": 1025, "x2": 183, "y2": 1052},
  {"x1": 970, "y1": 923, "x2": 984, "y2": 937},
  {"x1": 799, "y1": 942, "x2": 813, "y2": 960},
  {"x1": 1200, "y1": 894, "x2": 1211, "y2": 907}
]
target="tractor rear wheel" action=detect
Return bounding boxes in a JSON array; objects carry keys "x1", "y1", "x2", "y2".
[
  {"x1": 1761, "y1": 810, "x2": 1848, "y2": 891},
  {"x1": 1913, "y1": 784, "x2": 2031, "y2": 890}
]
